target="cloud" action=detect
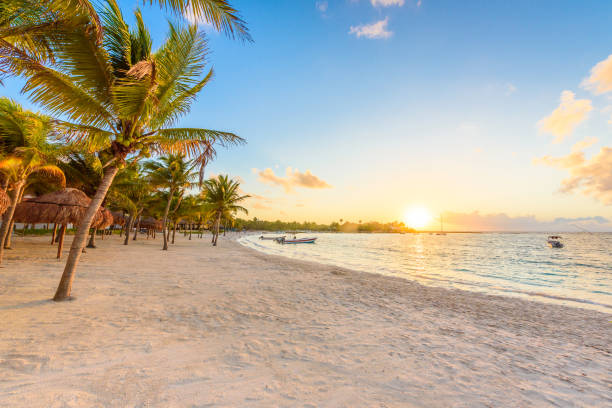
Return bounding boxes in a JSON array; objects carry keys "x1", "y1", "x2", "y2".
[
  {"x1": 553, "y1": 216, "x2": 609, "y2": 224},
  {"x1": 535, "y1": 138, "x2": 612, "y2": 205},
  {"x1": 316, "y1": 1, "x2": 328, "y2": 13},
  {"x1": 371, "y1": 0, "x2": 405, "y2": 6},
  {"x1": 582, "y1": 54, "x2": 612, "y2": 94},
  {"x1": 443, "y1": 211, "x2": 611, "y2": 232},
  {"x1": 535, "y1": 139, "x2": 612, "y2": 205},
  {"x1": 349, "y1": 17, "x2": 392, "y2": 39},
  {"x1": 256, "y1": 167, "x2": 332, "y2": 193},
  {"x1": 505, "y1": 83, "x2": 517, "y2": 96},
  {"x1": 244, "y1": 192, "x2": 274, "y2": 211},
  {"x1": 252, "y1": 202, "x2": 272, "y2": 210},
  {"x1": 538, "y1": 90, "x2": 592, "y2": 142}
]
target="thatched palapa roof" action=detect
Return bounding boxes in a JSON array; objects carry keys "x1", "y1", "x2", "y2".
[
  {"x1": 13, "y1": 188, "x2": 110, "y2": 227},
  {"x1": 0, "y1": 189, "x2": 10, "y2": 216},
  {"x1": 93, "y1": 208, "x2": 114, "y2": 229},
  {"x1": 111, "y1": 211, "x2": 127, "y2": 226},
  {"x1": 139, "y1": 216, "x2": 162, "y2": 230}
]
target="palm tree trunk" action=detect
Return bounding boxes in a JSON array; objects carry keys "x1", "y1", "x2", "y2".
[
  {"x1": 171, "y1": 222, "x2": 176, "y2": 244},
  {"x1": 161, "y1": 190, "x2": 173, "y2": 251},
  {"x1": 0, "y1": 181, "x2": 24, "y2": 264},
  {"x1": 124, "y1": 215, "x2": 134, "y2": 245},
  {"x1": 5, "y1": 183, "x2": 27, "y2": 249},
  {"x1": 51, "y1": 223, "x2": 57, "y2": 245},
  {"x1": 53, "y1": 166, "x2": 119, "y2": 301},
  {"x1": 4, "y1": 218, "x2": 15, "y2": 248},
  {"x1": 213, "y1": 213, "x2": 221, "y2": 246},
  {"x1": 133, "y1": 215, "x2": 141, "y2": 241},
  {"x1": 56, "y1": 224, "x2": 66, "y2": 259},
  {"x1": 87, "y1": 228, "x2": 97, "y2": 248}
]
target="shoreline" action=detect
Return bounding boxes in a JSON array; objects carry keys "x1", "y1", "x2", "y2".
[
  {"x1": 1, "y1": 234, "x2": 611, "y2": 407},
  {"x1": 238, "y1": 232, "x2": 612, "y2": 314}
]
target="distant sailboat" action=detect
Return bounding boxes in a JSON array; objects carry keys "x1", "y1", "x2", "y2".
[{"x1": 436, "y1": 215, "x2": 446, "y2": 235}]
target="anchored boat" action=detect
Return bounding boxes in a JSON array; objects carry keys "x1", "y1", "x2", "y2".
[
  {"x1": 547, "y1": 235, "x2": 564, "y2": 248},
  {"x1": 276, "y1": 237, "x2": 317, "y2": 244},
  {"x1": 260, "y1": 235, "x2": 285, "y2": 240}
]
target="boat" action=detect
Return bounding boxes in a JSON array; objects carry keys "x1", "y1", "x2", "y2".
[
  {"x1": 276, "y1": 237, "x2": 317, "y2": 244},
  {"x1": 260, "y1": 235, "x2": 285, "y2": 240},
  {"x1": 547, "y1": 235, "x2": 564, "y2": 248}
]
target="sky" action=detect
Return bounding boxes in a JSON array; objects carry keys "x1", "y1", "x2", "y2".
[{"x1": 4, "y1": 0, "x2": 612, "y2": 231}]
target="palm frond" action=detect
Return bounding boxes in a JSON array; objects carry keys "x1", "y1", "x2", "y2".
[
  {"x1": 32, "y1": 164, "x2": 66, "y2": 187},
  {"x1": 4, "y1": 47, "x2": 114, "y2": 129},
  {"x1": 150, "y1": 0, "x2": 251, "y2": 42}
]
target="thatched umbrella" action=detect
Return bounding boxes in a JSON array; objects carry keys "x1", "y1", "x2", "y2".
[
  {"x1": 0, "y1": 189, "x2": 11, "y2": 216},
  {"x1": 13, "y1": 188, "x2": 109, "y2": 258},
  {"x1": 111, "y1": 211, "x2": 126, "y2": 227},
  {"x1": 87, "y1": 207, "x2": 114, "y2": 246},
  {"x1": 139, "y1": 216, "x2": 162, "y2": 239}
]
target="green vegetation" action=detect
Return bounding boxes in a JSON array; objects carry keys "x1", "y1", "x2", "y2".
[{"x1": 233, "y1": 219, "x2": 416, "y2": 233}]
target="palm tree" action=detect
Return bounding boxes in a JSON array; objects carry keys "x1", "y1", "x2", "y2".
[
  {"x1": 145, "y1": 154, "x2": 196, "y2": 250},
  {"x1": 105, "y1": 162, "x2": 152, "y2": 244},
  {"x1": 0, "y1": 99, "x2": 65, "y2": 263},
  {"x1": 2, "y1": 1, "x2": 244, "y2": 300},
  {"x1": 201, "y1": 174, "x2": 248, "y2": 246}
]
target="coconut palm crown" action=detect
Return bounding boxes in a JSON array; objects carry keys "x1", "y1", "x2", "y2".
[
  {"x1": 0, "y1": 0, "x2": 250, "y2": 82},
  {"x1": 145, "y1": 154, "x2": 197, "y2": 250},
  {"x1": 201, "y1": 174, "x2": 248, "y2": 246}
]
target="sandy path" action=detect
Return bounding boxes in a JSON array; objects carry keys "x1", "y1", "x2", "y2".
[{"x1": 0, "y1": 234, "x2": 610, "y2": 407}]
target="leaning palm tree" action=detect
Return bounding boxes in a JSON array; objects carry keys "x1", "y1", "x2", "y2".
[
  {"x1": 201, "y1": 174, "x2": 248, "y2": 246},
  {"x1": 0, "y1": 99, "x2": 66, "y2": 263},
  {"x1": 145, "y1": 154, "x2": 196, "y2": 250},
  {"x1": 3, "y1": 1, "x2": 244, "y2": 300},
  {"x1": 0, "y1": 153, "x2": 66, "y2": 262}
]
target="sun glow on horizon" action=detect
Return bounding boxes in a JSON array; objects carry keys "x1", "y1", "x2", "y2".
[{"x1": 404, "y1": 207, "x2": 432, "y2": 230}]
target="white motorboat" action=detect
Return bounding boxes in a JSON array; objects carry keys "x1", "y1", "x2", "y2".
[
  {"x1": 547, "y1": 235, "x2": 564, "y2": 248},
  {"x1": 260, "y1": 235, "x2": 285, "y2": 240}
]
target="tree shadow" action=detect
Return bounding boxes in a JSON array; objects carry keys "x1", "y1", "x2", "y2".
[{"x1": 0, "y1": 299, "x2": 52, "y2": 310}]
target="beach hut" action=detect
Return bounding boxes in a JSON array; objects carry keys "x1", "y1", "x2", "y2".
[
  {"x1": 13, "y1": 188, "x2": 109, "y2": 258},
  {"x1": 0, "y1": 189, "x2": 11, "y2": 216}
]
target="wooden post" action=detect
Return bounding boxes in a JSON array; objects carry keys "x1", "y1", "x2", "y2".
[
  {"x1": 56, "y1": 224, "x2": 66, "y2": 259},
  {"x1": 51, "y1": 223, "x2": 57, "y2": 245}
]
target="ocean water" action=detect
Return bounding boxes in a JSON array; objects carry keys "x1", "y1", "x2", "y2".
[{"x1": 238, "y1": 232, "x2": 612, "y2": 313}]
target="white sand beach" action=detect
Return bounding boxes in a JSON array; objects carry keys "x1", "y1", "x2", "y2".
[{"x1": 0, "y1": 234, "x2": 610, "y2": 407}]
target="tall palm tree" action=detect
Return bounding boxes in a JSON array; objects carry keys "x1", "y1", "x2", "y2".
[
  {"x1": 0, "y1": 99, "x2": 65, "y2": 263},
  {"x1": 3, "y1": 1, "x2": 244, "y2": 300},
  {"x1": 145, "y1": 154, "x2": 196, "y2": 250},
  {"x1": 201, "y1": 174, "x2": 248, "y2": 246}
]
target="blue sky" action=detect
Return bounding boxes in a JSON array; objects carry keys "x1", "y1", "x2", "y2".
[{"x1": 4, "y1": 0, "x2": 612, "y2": 230}]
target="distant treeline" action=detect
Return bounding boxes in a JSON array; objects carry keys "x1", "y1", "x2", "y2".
[{"x1": 233, "y1": 218, "x2": 416, "y2": 233}]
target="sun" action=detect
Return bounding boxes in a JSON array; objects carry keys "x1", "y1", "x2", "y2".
[{"x1": 404, "y1": 207, "x2": 432, "y2": 230}]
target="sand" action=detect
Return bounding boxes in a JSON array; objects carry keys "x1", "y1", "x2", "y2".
[{"x1": 0, "y1": 233, "x2": 610, "y2": 407}]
